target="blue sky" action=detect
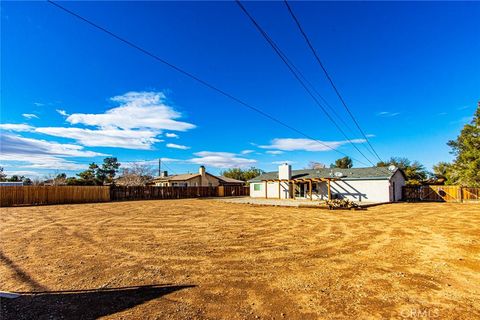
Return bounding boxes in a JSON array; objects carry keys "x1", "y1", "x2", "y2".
[{"x1": 1, "y1": 1, "x2": 479, "y2": 178}]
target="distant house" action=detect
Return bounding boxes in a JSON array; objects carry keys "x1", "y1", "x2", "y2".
[
  {"x1": 150, "y1": 166, "x2": 245, "y2": 187},
  {"x1": 249, "y1": 163, "x2": 406, "y2": 203},
  {"x1": 0, "y1": 181, "x2": 24, "y2": 187}
]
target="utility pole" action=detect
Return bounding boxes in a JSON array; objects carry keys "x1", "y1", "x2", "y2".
[{"x1": 158, "y1": 158, "x2": 161, "y2": 177}]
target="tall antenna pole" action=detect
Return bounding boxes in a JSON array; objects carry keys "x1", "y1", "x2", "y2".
[{"x1": 158, "y1": 158, "x2": 161, "y2": 177}]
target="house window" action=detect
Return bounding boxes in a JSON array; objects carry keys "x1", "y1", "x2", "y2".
[{"x1": 254, "y1": 183, "x2": 262, "y2": 191}]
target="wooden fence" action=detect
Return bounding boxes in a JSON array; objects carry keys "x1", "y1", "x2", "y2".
[
  {"x1": 218, "y1": 186, "x2": 250, "y2": 197},
  {"x1": 1, "y1": 185, "x2": 250, "y2": 207},
  {"x1": 110, "y1": 186, "x2": 219, "y2": 201},
  {"x1": 0, "y1": 186, "x2": 110, "y2": 207},
  {"x1": 402, "y1": 185, "x2": 480, "y2": 202}
]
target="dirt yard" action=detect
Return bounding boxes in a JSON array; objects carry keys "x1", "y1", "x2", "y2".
[{"x1": 1, "y1": 200, "x2": 479, "y2": 319}]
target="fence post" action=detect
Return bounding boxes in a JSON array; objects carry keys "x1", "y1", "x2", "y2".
[{"x1": 460, "y1": 186, "x2": 463, "y2": 203}]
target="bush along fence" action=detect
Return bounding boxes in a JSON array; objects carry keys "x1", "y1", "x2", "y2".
[
  {"x1": 402, "y1": 185, "x2": 480, "y2": 202},
  {"x1": 0, "y1": 185, "x2": 250, "y2": 207}
]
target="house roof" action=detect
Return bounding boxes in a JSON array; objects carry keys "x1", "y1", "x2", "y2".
[
  {"x1": 151, "y1": 173, "x2": 245, "y2": 184},
  {"x1": 248, "y1": 167, "x2": 404, "y2": 182},
  {"x1": 152, "y1": 173, "x2": 200, "y2": 182},
  {"x1": 217, "y1": 176, "x2": 245, "y2": 184}
]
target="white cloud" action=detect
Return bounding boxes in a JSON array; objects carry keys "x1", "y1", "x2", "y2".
[
  {"x1": 166, "y1": 143, "x2": 190, "y2": 150},
  {"x1": 165, "y1": 133, "x2": 179, "y2": 138},
  {"x1": 241, "y1": 150, "x2": 254, "y2": 155},
  {"x1": 56, "y1": 109, "x2": 69, "y2": 116},
  {"x1": 34, "y1": 102, "x2": 45, "y2": 107},
  {"x1": 35, "y1": 127, "x2": 163, "y2": 150},
  {"x1": 3, "y1": 170, "x2": 43, "y2": 178},
  {"x1": 0, "y1": 134, "x2": 106, "y2": 171},
  {"x1": 0, "y1": 134, "x2": 106, "y2": 158},
  {"x1": 0, "y1": 123, "x2": 35, "y2": 132},
  {"x1": 266, "y1": 150, "x2": 284, "y2": 155},
  {"x1": 3, "y1": 91, "x2": 195, "y2": 150},
  {"x1": 22, "y1": 113, "x2": 39, "y2": 119},
  {"x1": 259, "y1": 138, "x2": 366, "y2": 152},
  {"x1": 365, "y1": 134, "x2": 376, "y2": 138},
  {"x1": 187, "y1": 151, "x2": 256, "y2": 168},
  {"x1": 376, "y1": 111, "x2": 400, "y2": 117},
  {"x1": 66, "y1": 91, "x2": 195, "y2": 132},
  {"x1": 272, "y1": 160, "x2": 295, "y2": 165}
]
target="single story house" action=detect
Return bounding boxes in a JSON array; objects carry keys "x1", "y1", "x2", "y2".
[
  {"x1": 150, "y1": 166, "x2": 245, "y2": 187},
  {"x1": 249, "y1": 163, "x2": 406, "y2": 203},
  {"x1": 0, "y1": 181, "x2": 24, "y2": 187}
]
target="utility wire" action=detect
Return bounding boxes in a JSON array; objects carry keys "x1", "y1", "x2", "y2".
[
  {"x1": 284, "y1": 0, "x2": 382, "y2": 163},
  {"x1": 235, "y1": 0, "x2": 376, "y2": 166},
  {"x1": 47, "y1": 0, "x2": 370, "y2": 166}
]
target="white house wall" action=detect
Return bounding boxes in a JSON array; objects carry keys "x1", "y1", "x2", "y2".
[
  {"x1": 250, "y1": 174, "x2": 406, "y2": 203},
  {"x1": 250, "y1": 181, "x2": 290, "y2": 199},
  {"x1": 329, "y1": 180, "x2": 391, "y2": 202}
]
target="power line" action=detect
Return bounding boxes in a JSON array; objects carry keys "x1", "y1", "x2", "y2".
[
  {"x1": 283, "y1": 0, "x2": 382, "y2": 163},
  {"x1": 235, "y1": 0, "x2": 376, "y2": 166},
  {"x1": 47, "y1": 0, "x2": 371, "y2": 166}
]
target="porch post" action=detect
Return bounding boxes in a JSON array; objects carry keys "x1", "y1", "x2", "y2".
[
  {"x1": 327, "y1": 179, "x2": 331, "y2": 200},
  {"x1": 265, "y1": 181, "x2": 268, "y2": 199},
  {"x1": 278, "y1": 180, "x2": 281, "y2": 199},
  {"x1": 309, "y1": 180, "x2": 312, "y2": 200},
  {"x1": 292, "y1": 181, "x2": 296, "y2": 199}
]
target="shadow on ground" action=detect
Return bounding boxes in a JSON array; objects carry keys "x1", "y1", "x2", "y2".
[{"x1": 0, "y1": 284, "x2": 195, "y2": 320}]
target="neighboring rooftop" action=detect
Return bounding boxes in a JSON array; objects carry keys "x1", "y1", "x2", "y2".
[
  {"x1": 152, "y1": 173, "x2": 200, "y2": 181},
  {"x1": 217, "y1": 176, "x2": 245, "y2": 184},
  {"x1": 249, "y1": 167, "x2": 403, "y2": 182}
]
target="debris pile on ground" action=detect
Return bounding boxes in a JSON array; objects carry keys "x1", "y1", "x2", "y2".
[{"x1": 325, "y1": 199, "x2": 359, "y2": 210}]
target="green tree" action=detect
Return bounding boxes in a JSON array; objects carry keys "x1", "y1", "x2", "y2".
[
  {"x1": 0, "y1": 167, "x2": 6, "y2": 182},
  {"x1": 330, "y1": 156, "x2": 353, "y2": 169},
  {"x1": 432, "y1": 162, "x2": 452, "y2": 182},
  {"x1": 99, "y1": 157, "x2": 121, "y2": 184},
  {"x1": 66, "y1": 177, "x2": 83, "y2": 185},
  {"x1": 8, "y1": 175, "x2": 25, "y2": 182},
  {"x1": 220, "y1": 167, "x2": 264, "y2": 182},
  {"x1": 77, "y1": 163, "x2": 99, "y2": 185},
  {"x1": 446, "y1": 102, "x2": 480, "y2": 186},
  {"x1": 377, "y1": 157, "x2": 427, "y2": 185}
]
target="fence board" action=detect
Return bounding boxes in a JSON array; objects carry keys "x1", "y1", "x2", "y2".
[
  {"x1": 402, "y1": 185, "x2": 480, "y2": 202},
  {"x1": 0, "y1": 186, "x2": 110, "y2": 207}
]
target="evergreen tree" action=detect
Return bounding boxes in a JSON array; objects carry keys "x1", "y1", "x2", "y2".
[
  {"x1": 446, "y1": 102, "x2": 480, "y2": 186},
  {"x1": 220, "y1": 167, "x2": 264, "y2": 182},
  {"x1": 330, "y1": 156, "x2": 353, "y2": 169},
  {"x1": 377, "y1": 157, "x2": 427, "y2": 185}
]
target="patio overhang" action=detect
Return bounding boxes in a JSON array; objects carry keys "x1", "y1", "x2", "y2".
[{"x1": 260, "y1": 177, "x2": 339, "y2": 200}]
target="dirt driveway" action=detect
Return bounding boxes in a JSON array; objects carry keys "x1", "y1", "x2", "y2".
[{"x1": 1, "y1": 200, "x2": 479, "y2": 319}]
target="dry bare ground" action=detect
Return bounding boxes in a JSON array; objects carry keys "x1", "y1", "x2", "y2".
[{"x1": 0, "y1": 200, "x2": 479, "y2": 319}]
